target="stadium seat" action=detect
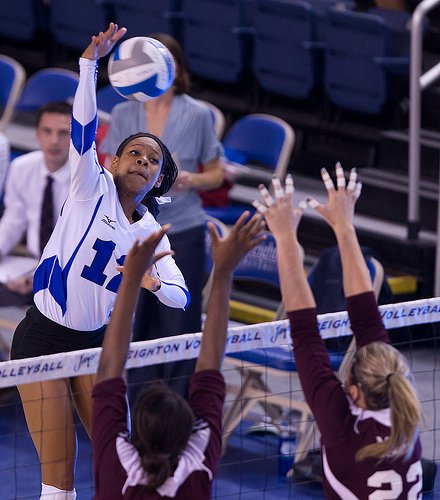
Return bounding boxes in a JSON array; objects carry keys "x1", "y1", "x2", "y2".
[
  {"x1": 323, "y1": 7, "x2": 410, "y2": 115},
  {"x1": 108, "y1": 0, "x2": 182, "y2": 39},
  {"x1": 96, "y1": 84, "x2": 127, "y2": 125},
  {"x1": 14, "y1": 68, "x2": 79, "y2": 114},
  {"x1": 49, "y1": 0, "x2": 111, "y2": 53},
  {"x1": 4, "y1": 68, "x2": 78, "y2": 151},
  {"x1": 0, "y1": 55, "x2": 26, "y2": 132},
  {"x1": 181, "y1": 0, "x2": 254, "y2": 84},
  {"x1": 206, "y1": 113, "x2": 295, "y2": 224},
  {"x1": 253, "y1": 0, "x2": 322, "y2": 101},
  {"x1": 0, "y1": 0, "x2": 47, "y2": 43}
]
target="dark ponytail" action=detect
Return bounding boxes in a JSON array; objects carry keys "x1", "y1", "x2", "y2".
[
  {"x1": 140, "y1": 454, "x2": 174, "y2": 491},
  {"x1": 132, "y1": 384, "x2": 194, "y2": 490}
]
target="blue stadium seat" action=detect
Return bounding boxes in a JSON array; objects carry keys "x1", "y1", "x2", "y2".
[
  {"x1": 0, "y1": 0, "x2": 47, "y2": 42},
  {"x1": 49, "y1": 0, "x2": 111, "y2": 52},
  {"x1": 181, "y1": 0, "x2": 254, "y2": 83},
  {"x1": 15, "y1": 68, "x2": 79, "y2": 113},
  {"x1": 96, "y1": 84, "x2": 127, "y2": 124},
  {"x1": 206, "y1": 113, "x2": 295, "y2": 225},
  {"x1": 0, "y1": 55, "x2": 26, "y2": 132},
  {"x1": 324, "y1": 7, "x2": 410, "y2": 115},
  {"x1": 108, "y1": 0, "x2": 182, "y2": 39},
  {"x1": 253, "y1": 0, "x2": 322, "y2": 100}
]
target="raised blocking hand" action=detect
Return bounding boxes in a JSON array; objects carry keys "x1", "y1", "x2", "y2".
[{"x1": 208, "y1": 211, "x2": 265, "y2": 275}]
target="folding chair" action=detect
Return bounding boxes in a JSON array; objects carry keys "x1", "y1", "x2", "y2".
[
  {"x1": 221, "y1": 234, "x2": 314, "y2": 460},
  {"x1": 221, "y1": 245, "x2": 385, "y2": 464}
]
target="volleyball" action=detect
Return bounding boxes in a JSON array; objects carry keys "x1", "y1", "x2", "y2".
[{"x1": 108, "y1": 37, "x2": 175, "y2": 102}]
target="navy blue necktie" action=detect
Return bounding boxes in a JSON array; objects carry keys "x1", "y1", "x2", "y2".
[{"x1": 39, "y1": 175, "x2": 54, "y2": 254}]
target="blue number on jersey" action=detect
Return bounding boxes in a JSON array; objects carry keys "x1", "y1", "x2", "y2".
[
  {"x1": 34, "y1": 237, "x2": 126, "y2": 316},
  {"x1": 81, "y1": 238, "x2": 126, "y2": 292}
]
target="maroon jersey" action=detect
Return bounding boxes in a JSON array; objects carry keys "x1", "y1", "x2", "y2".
[
  {"x1": 92, "y1": 370, "x2": 225, "y2": 499},
  {"x1": 288, "y1": 292, "x2": 423, "y2": 499}
]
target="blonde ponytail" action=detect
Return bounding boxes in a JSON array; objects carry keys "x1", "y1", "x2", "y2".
[{"x1": 350, "y1": 342, "x2": 422, "y2": 462}]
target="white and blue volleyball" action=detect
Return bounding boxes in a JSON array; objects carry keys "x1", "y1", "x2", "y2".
[{"x1": 108, "y1": 37, "x2": 175, "y2": 102}]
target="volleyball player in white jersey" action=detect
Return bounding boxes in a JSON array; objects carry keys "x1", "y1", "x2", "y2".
[{"x1": 10, "y1": 24, "x2": 188, "y2": 500}]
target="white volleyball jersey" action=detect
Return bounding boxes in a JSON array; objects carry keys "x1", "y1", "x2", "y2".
[{"x1": 34, "y1": 58, "x2": 189, "y2": 331}]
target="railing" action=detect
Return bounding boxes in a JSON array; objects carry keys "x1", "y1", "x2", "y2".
[{"x1": 407, "y1": 0, "x2": 440, "y2": 294}]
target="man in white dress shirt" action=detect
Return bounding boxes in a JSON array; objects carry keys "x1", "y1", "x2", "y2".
[
  {"x1": 0, "y1": 101, "x2": 72, "y2": 306},
  {"x1": 0, "y1": 132, "x2": 10, "y2": 205}
]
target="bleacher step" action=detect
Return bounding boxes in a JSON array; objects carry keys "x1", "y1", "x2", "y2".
[
  {"x1": 359, "y1": 168, "x2": 439, "y2": 200},
  {"x1": 382, "y1": 128, "x2": 440, "y2": 149}
]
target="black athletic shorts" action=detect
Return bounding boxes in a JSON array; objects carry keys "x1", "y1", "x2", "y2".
[{"x1": 10, "y1": 305, "x2": 106, "y2": 360}]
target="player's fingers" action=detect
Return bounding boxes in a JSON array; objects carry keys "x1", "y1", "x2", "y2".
[
  {"x1": 297, "y1": 198, "x2": 308, "y2": 213},
  {"x1": 252, "y1": 200, "x2": 267, "y2": 214},
  {"x1": 307, "y1": 196, "x2": 324, "y2": 211},
  {"x1": 335, "y1": 162, "x2": 346, "y2": 189},
  {"x1": 152, "y1": 250, "x2": 173, "y2": 264},
  {"x1": 321, "y1": 168, "x2": 335, "y2": 192},
  {"x1": 207, "y1": 220, "x2": 221, "y2": 243},
  {"x1": 232, "y1": 211, "x2": 251, "y2": 231},
  {"x1": 140, "y1": 225, "x2": 169, "y2": 251},
  {"x1": 245, "y1": 213, "x2": 265, "y2": 236},
  {"x1": 247, "y1": 233, "x2": 266, "y2": 250},
  {"x1": 258, "y1": 184, "x2": 274, "y2": 206},
  {"x1": 347, "y1": 168, "x2": 357, "y2": 192},
  {"x1": 354, "y1": 182, "x2": 362, "y2": 200},
  {"x1": 272, "y1": 178, "x2": 284, "y2": 200},
  {"x1": 285, "y1": 174, "x2": 294, "y2": 195}
]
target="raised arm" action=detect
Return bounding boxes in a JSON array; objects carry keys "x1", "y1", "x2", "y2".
[
  {"x1": 96, "y1": 225, "x2": 171, "y2": 383},
  {"x1": 307, "y1": 164, "x2": 388, "y2": 347},
  {"x1": 195, "y1": 212, "x2": 265, "y2": 372},
  {"x1": 253, "y1": 176, "x2": 312, "y2": 312},
  {"x1": 253, "y1": 177, "x2": 351, "y2": 442},
  {"x1": 307, "y1": 164, "x2": 371, "y2": 297},
  {"x1": 70, "y1": 23, "x2": 126, "y2": 199}
]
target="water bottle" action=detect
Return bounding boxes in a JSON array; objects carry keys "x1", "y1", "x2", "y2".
[{"x1": 278, "y1": 430, "x2": 296, "y2": 476}]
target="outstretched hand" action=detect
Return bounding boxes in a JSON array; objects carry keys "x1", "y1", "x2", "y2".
[
  {"x1": 81, "y1": 22, "x2": 127, "y2": 61},
  {"x1": 252, "y1": 175, "x2": 306, "y2": 240},
  {"x1": 208, "y1": 211, "x2": 265, "y2": 275},
  {"x1": 121, "y1": 224, "x2": 171, "y2": 284},
  {"x1": 307, "y1": 163, "x2": 362, "y2": 232}
]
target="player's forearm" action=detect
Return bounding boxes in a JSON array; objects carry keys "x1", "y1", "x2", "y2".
[
  {"x1": 195, "y1": 270, "x2": 232, "y2": 372},
  {"x1": 276, "y1": 234, "x2": 315, "y2": 312},
  {"x1": 96, "y1": 278, "x2": 139, "y2": 382},
  {"x1": 333, "y1": 223, "x2": 373, "y2": 297},
  {"x1": 154, "y1": 280, "x2": 189, "y2": 309}
]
